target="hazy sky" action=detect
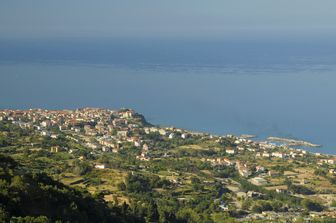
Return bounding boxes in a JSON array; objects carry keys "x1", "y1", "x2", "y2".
[{"x1": 1, "y1": 0, "x2": 336, "y2": 39}]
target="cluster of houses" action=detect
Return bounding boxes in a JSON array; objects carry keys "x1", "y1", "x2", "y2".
[
  {"x1": 0, "y1": 108, "x2": 140, "y2": 135},
  {"x1": 216, "y1": 135, "x2": 315, "y2": 162},
  {"x1": 318, "y1": 158, "x2": 336, "y2": 175},
  {"x1": 1, "y1": 108, "x2": 336, "y2": 174},
  {"x1": 136, "y1": 143, "x2": 151, "y2": 161},
  {"x1": 202, "y1": 157, "x2": 235, "y2": 166},
  {"x1": 318, "y1": 158, "x2": 336, "y2": 165},
  {"x1": 0, "y1": 108, "x2": 197, "y2": 162},
  {"x1": 143, "y1": 126, "x2": 190, "y2": 139}
]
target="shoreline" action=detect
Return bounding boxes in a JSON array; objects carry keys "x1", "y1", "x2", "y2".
[
  {"x1": 267, "y1": 136, "x2": 321, "y2": 148},
  {"x1": 1, "y1": 108, "x2": 335, "y2": 155}
]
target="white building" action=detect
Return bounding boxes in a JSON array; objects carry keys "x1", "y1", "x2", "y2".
[
  {"x1": 95, "y1": 164, "x2": 106, "y2": 169},
  {"x1": 226, "y1": 149, "x2": 236, "y2": 154},
  {"x1": 102, "y1": 147, "x2": 111, "y2": 152},
  {"x1": 159, "y1": 129, "x2": 167, "y2": 136},
  {"x1": 272, "y1": 152, "x2": 285, "y2": 159},
  {"x1": 262, "y1": 152, "x2": 270, "y2": 158}
]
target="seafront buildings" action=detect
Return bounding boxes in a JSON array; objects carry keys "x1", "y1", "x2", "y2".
[{"x1": 1, "y1": 107, "x2": 335, "y2": 170}]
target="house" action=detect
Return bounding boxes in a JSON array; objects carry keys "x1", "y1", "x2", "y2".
[
  {"x1": 95, "y1": 164, "x2": 106, "y2": 169},
  {"x1": 256, "y1": 166, "x2": 265, "y2": 172},
  {"x1": 239, "y1": 168, "x2": 252, "y2": 177},
  {"x1": 290, "y1": 153, "x2": 296, "y2": 158},
  {"x1": 268, "y1": 170, "x2": 280, "y2": 177},
  {"x1": 318, "y1": 159, "x2": 326, "y2": 165},
  {"x1": 159, "y1": 129, "x2": 167, "y2": 136},
  {"x1": 329, "y1": 169, "x2": 336, "y2": 175},
  {"x1": 41, "y1": 120, "x2": 50, "y2": 128},
  {"x1": 99, "y1": 138, "x2": 115, "y2": 148},
  {"x1": 71, "y1": 127, "x2": 81, "y2": 133},
  {"x1": 117, "y1": 130, "x2": 129, "y2": 138},
  {"x1": 85, "y1": 129, "x2": 98, "y2": 136},
  {"x1": 247, "y1": 191, "x2": 264, "y2": 198},
  {"x1": 262, "y1": 152, "x2": 270, "y2": 158},
  {"x1": 226, "y1": 149, "x2": 236, "y2": 154},
  {"x1": 276, "y1": 188, "x2": 287, "y2": 193},
  {"x1": 95, "y1": 124, "x2": 106, "y2": 134},
  {"x1": 247, "y1": 147, "x2": 256, "y2": 152},
  {"x1": 272, "y1": 152, "x2": 285, "y2": 159},
  {"x1": 78, "y1": 156, "x2": 85, "y2": 161},
  {"x1": 328, "y1": 158, "x2": 336, "y2": 165},
  {"x1": 113, "y1": 118, "x2": 128, "y2": 126},
  {"x1": 121, "y1": 110, "x2": 134, "y2": 119},
  {"x1": 41, "y1": 131, "x2": 50, "y2": 136},
  {"x1": 181, "y1": 133, "x2": 189, "y2": 139},
  {"x1": 168, "y1": 133, "x2": 175, "y2": 139},
  {"x1": 50, "y1": 134, "x2": 58, "y2": 139},
  {"x1": 143, "y1": 143, "x2": 149, "y2": 151},
  {"x1": 128, "y1": 123, "x2": 139, "y2": 128},
  {"x1": 85, "y1": 142, "x2": 98, "y2": 150},
  {"x1": 301, "y1": 179, "x2": 309, "y2": 185},
  {"x1": 50, "y1": 146, "x2": 62, "y2": 153},
  {"x1": 102, "y1": 147, "x2": 111, "y2": 152},
  {"x1": 136, "y1": 152, "x2": 151, "y2": 161},
  {"x1": 219, "y1": 204, "x2": 229, "y2": 212},
  {"x1": 237, "y1": 146, "x2": 245, "y2": 151},
  {"x1": 107, "y1": 125, "x2": 114, "y2": 132},
  {"x1": 237, "y1": 162, "x2": 252, "y2": 177},
  {"x1": 223, "y1": 158, "x2": 235, "y2": 166},
  {"x1": 250, "y1": 177, "x2": 268, "y2": 186},
  {"x1": 144, "y1": 127, "x2": 151, "y2": 134},
  {"x1": 59, "y1": 125, "x2": 67, "y2": 131},
  {"x1": 134, "y1": 141, "x2": 141, "y2": 147}
]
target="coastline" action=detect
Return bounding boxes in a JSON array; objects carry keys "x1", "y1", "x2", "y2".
[
  {"x1": 1, "y1": 107, "x2": 335, "y2": 156},
  {"x1": 267, "y1": 136, "x2": 321, "y2": 148}
]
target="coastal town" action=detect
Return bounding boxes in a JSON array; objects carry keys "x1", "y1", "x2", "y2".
[{"x1": 0, "y1": 108, "x2": 335, "y2": 222}]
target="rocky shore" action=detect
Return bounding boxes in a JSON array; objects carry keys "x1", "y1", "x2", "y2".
[{"x1": 267, "y1": 136, "x2": 321, "y2": 148}]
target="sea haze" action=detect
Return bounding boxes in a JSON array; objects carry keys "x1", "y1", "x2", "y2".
[{"x1": 0, "y1": 37, "x2": 336, "y2": 154}]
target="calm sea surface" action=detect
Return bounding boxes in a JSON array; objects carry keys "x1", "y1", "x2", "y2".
[{"x1": 0, "y1": 38, "x2": 335, "y2": 154}]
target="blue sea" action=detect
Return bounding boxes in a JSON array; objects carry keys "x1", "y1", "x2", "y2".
[{"x1": 0, "y1": 37, "x2": 335, "y2": 154}]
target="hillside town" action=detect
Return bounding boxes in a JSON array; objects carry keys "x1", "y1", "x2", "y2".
[
  {"x1": 1, "y1": 108, "x2": 335, "y2": 172},
  {"x1": 0, "y1": 108, "x2": 336, "y2": 221}
]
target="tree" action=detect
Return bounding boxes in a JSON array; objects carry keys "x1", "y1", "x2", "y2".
[
  {"x1": 145, "y1": 200, "x2": 159, "y2": 222},
  {"x1": 117, "y1": 182, "x2": 126, "y2": 191},
  {"x1": 0, "y1": 154, "x2": 123, "y2": 222},
  {"x1": 72, "y1": 160, "x2": 92, "y2": 176},
  {"x1": 10, "y1": 216, "x2": 49, "y2": 223},
  {"x1": 10, "y1": 176, "x2": 27, "y2": 191},
  {"x1": 176, "y1": 208, "x2": 202, "y2": 223},
  {"x1": 0, "y1": 207, "x2": 9, "y2": 222},
  {"x1": 124, "y1": 173, "x2": 151, "y2": 193},
  {"x1": 314, "y1": 168, "x2": 327, "y2": 176},
  {"x1": 302, "y1": 199, "x2": 324, "y2": 212},
  {"x1": 251, "y1": 201, "x2": 273, "y2": 213}
]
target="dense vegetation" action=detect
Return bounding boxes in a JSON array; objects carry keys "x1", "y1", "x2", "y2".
[{"x1": 0, "y1": 154, "x2": 128, "y2": 223}]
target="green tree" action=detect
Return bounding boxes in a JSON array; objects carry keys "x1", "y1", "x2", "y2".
[
  {"x1": 302, "y1": 199, "x2": 324, "y2": 212},
  {"x1": 10, "y1": 176, "x2": 26, "y2": 191}
]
